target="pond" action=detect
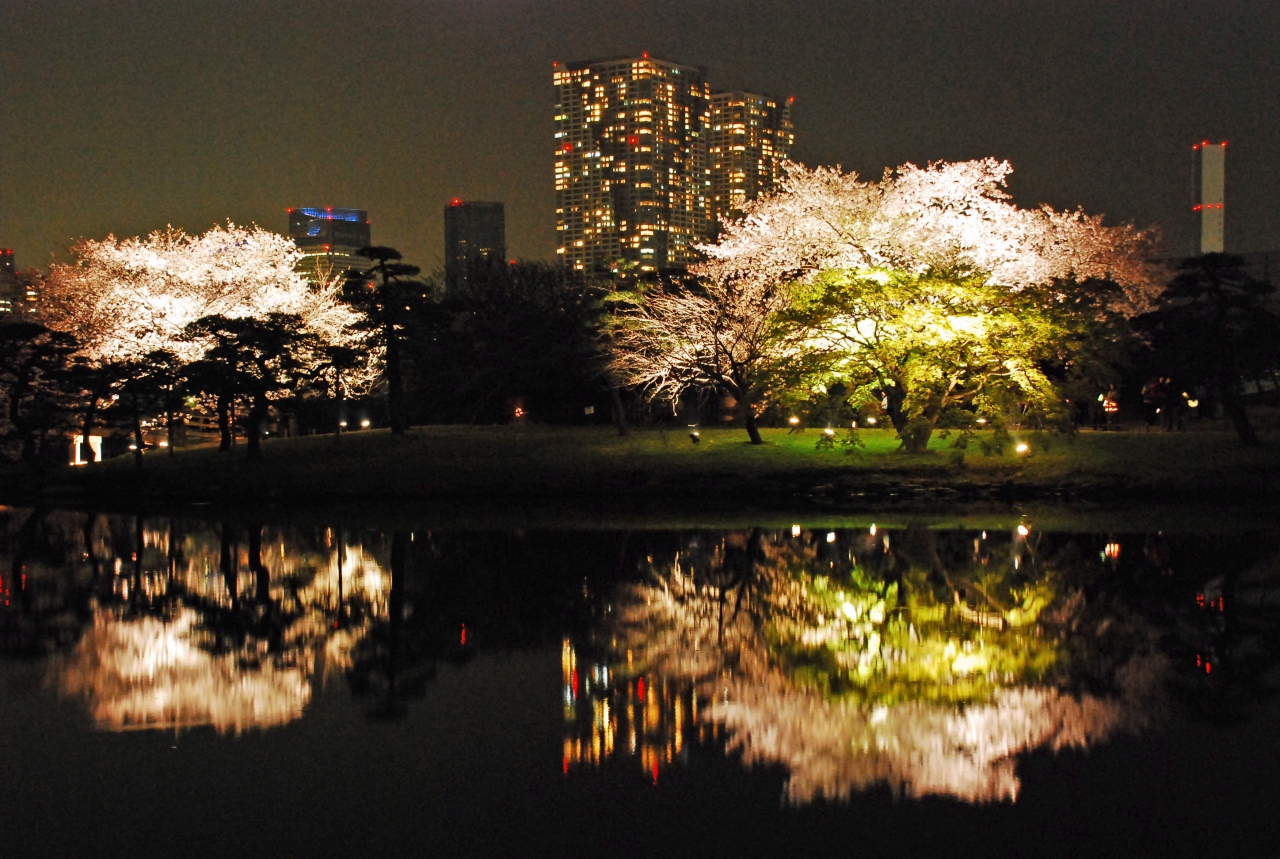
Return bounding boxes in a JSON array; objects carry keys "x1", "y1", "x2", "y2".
[{"x1": 2, "y1": 506, "x2": 1278, "y2": 856}]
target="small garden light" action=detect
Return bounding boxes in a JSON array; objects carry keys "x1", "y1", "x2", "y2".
[
  {"x1": 791, "y1": 524, "x2": 801, "y2": 537},
  {"x1": 788, "y1": 416, "x2": 800, "y2": 426},
  {"x1": 865, "y1": 417, "x2": 877, "y2": 426},
  {"x1": 1017, "y1": 524, "x2": 1030, "y2": 536},
  {"x1": 360, "y1": 419, "x2": 371, "y2": 429},
  {"x1": 339, "y1": 420, "x2": 348, "y2": 428},
  {"x1": 826, "y1": 531, "x2": 836, "y2": 543},
  {"x1": 689, "y1": 431, "x2": 700, "y2": 445},
  {"x1": 976, "y1": 417, "x2": 987, "y2": 425},
  {"x1": 823, "y1": 427, "x2": 835, "y2": 437},
  {"x1": 1015, "y1": 442, "x2": 1029, "y2": 454}
]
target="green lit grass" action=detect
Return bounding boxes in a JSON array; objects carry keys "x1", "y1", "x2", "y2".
[{"x1": 31, "y1": 424, "x2": 1280, "y2": 507}]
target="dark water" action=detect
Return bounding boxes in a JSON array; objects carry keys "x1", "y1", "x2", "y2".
[{"x1": 2, "y1": 506, "x2": 1279, "y2": 857}]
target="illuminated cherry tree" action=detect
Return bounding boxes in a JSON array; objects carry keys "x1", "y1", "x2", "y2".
[
  {"x1": 40, "y1": 223, "x2": 366, "y2": 363},
  {"x1": 610, "y1": 159, "x2": 1162, "y2": 446}
]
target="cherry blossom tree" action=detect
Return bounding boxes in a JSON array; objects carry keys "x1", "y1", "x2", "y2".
[
  {"x1": 610, "y1": 159, "x2": 1162, "y2": 448},
  {"x1": 40, "y1": 223, "x2": 366, "y2": 364}
]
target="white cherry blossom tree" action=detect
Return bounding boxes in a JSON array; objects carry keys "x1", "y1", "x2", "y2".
[
  {"x1": 39, "y1": 223, "x2": 365, "y2": 363},
  {"x1": 609, "y1": 159, "x2": 1163, "y2": 446}
]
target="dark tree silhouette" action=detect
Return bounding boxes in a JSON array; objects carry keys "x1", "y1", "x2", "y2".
[
  {"x1": 1137, "y1": 254, "x2": 1280, "y2": 445},
  {"x1": 183, "y1": 313, "x2": 311, "y2": 459},
  {"x1": 0, "y1": 321, "x2": 80, "y2": 463},
  {"x1": 341, "y1": 247, "x2": 432, "y2": 435}
]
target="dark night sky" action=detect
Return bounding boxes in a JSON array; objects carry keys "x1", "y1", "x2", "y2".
[{"x1": 1, "y1": 0, "x2": 1277, "y2": 272}]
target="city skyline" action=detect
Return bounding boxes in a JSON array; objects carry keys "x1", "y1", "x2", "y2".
[{"x1": 1, "y1": 1, "x2": 1278, "y2": 272}]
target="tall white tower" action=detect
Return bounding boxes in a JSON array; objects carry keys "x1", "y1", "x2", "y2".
[{"x1": 1193, "y1": 141, "x2": 1226, "y2": 253}]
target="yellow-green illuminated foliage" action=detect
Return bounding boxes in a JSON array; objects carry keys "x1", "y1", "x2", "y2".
[
  {"x1": 612, "y1": 158, "x2": 1161, "y2": 447},
  {"x1": 611, "y1": 529, "x2": 1163, "y2": 802}
]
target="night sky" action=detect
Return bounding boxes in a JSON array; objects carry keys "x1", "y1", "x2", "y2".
[{"x1": 1, "y1": 0, "x2": 1277, "y2": 272}]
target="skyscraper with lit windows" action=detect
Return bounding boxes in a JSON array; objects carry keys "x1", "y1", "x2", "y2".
[
  {"x1": 553, "y1": 55, "x2": 711, "y2": 275},
  {"x1": 708, "y1": 92, "x2": 794, "y2": 230}
]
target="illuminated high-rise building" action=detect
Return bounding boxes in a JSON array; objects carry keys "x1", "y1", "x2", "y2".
[
  {"x1": 444, "y1": 199, "x2": 506, "y2": 292},
  {"x1": 287, "y1": 207, "x2": 371, "y2": 284},
  {"x1": 708, "y1": 92, "x2": 794, "y2": 230},
  {"x1": 0, "y1": 248, "x2": 17, "y2": 314},
  {"x1": 1193, "y1": 141, "x2": 1226, "y2": 254},
  {"x1": 553, "y1": 55, "x2": 711, "y2": 275},
  {"x1": 0, "y1": 248, "x2": 36, "y2": 314}
]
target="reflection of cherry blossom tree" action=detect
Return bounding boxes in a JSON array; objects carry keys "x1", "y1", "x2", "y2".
[
  {"x1": 610, "y1": 529, "x2": 1166, "y2": 803},
  {"x1": 55, "y1": 609, "x2": 310, "y2": 733},
  {"x1": 40, "y1": 516, "x2": 392, "y2": 734}
]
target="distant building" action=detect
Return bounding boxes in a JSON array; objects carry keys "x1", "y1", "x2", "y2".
[
  {"x1": 287, "y1": 207, "x2": 371, "y2": 284},
  {"x1": 0, "y1": 248, "x2": 36, "y2": 315},
  {"x1": 1193, "y1": 141, "x2": 1227, "y2": 254},
  {"x1": 444, "y1": 199, "x2": 506, "y2": 292},
  {"x1": 708, "y1": 91, "x2": 794, "y2": 229},
  {"x1": 553, "y1": 55, "x2": 712, "y2": 275}
]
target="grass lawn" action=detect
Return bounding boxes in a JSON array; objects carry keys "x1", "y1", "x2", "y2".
[{"x1": 25, "y1": 424, "x2": 1280, "y2": 508}]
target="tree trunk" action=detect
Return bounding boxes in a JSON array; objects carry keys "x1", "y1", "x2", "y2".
[
  {"x1": 217, "y1": 394, "x2": 232, "y2": 452},
  {"x1": 335, "y1": 389, "x2": 345, "y2": 444},
  {"x1": 611, "y1": 386, "x2": 629, "y2": 437},
  {"x1": 131, "y1": 403, "x2": 144, "y2": 471},
  {"x1": 245, "y1": 397, "x2": 266, "y2": 460},
  {"x1": 386, "y1": 323, "x2": 406, "y2": 436},
  {"x1": 882, "y1": 382, "x2": 933, "y2": 453},
  {"x1": 1220, "y1": 386, "x2": 1259, "y2": 446},
  {"x1": 743, "y1": 407, "x2": 764, "y2": 445}
]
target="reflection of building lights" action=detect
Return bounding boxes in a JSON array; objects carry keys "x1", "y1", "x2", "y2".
[
  {"x1": 159, "y1": 441, "x2": 169, "y2": 448},
  {"x1": 1103, "y1": 542, "x2": 1121, "y2": 560}
]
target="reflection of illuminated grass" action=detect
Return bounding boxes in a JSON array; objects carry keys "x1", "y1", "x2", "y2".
[{"x1": 45, "y1": 425, "x2": 1280, "y2": 504}]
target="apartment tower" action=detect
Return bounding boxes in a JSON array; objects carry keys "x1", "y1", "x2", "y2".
[
  {"x1": 708, "y1": 92, "x2": 794, "y2": 229},
  {"x1": 553, "y1": 55, "x2": 711, "y2": 275}
]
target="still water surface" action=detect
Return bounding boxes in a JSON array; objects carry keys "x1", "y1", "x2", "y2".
[{"x1": 2, "y1": 507, "x2": 1279, "y2": 856}]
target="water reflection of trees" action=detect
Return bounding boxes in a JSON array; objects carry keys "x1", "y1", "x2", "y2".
[
  {"x1": 0, "y1": 507, "x2": 420, "y2": 732},
  {"x1": 570, "y1": 526, "x2": 1280, "y2": 804}
]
